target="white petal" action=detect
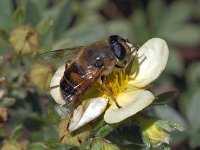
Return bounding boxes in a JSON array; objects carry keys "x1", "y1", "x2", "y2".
[
  {"x1": 104, "y1": 90, "x2": 154, "y2": 123},
  {"x1": 68, "y1": 97, "x2": 108, "y2": 132},
  {"x1": 129, "y1": 38, "x2": 169, "y2": 87},
  {"x1": 50, "y1": 65, "x2": 66, "y2": 105}
]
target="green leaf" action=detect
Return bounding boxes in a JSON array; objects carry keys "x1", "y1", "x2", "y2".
[
  {"x1": 119, "y1": 144, "x2": 145, "y2": 150},
  {"x1": 91, "y1": 138, "x2": 120, "y2": 150},
  {"x1": 54, "y1": 24, "x2": 106, "y2": 49},
  {"x1": 186, "y1": 62, "x2": 200, "y2": 88},
  {"x1": 106, "y1": 21, "x2": 133, "y2": 39},
  {"x1": 142, "y1": 132, "x2": 151, "y2": 148},
  {"x1": 154, "y1": 91, "x2": 177, "y2": 104},
  {"x1": 13, "y1": 7, "x2": 25, "y2": 26},
  {"x1": 0, "y1": 29, "x2": 9, "y2": 43},
  {"x1": 46, "y1": 137, "x2": 60, "y2": 149},
  {"x1": 0, "y1": 128, "x2": 5, "y2": 137},
  {"x1": 25, "y1": 0, "x2": 41, "y2": 26},
  {"x1": 80, "y1": 139, "x2": 92, "y2": 150},
  {"x1": 163, "y1": 1, "x2": 192, "y2": 25},
  {"x1": 0, "y1": 97, "x2": 16, "y2": 107},
  {"x1": 107, "y1": 125, "x2": 143, "y2": 146},
  {"x1": 186, "y1": 92, "x2": 200, "y2": 130},
  {"x1": 152, "y1": 105, "x2": 187, "y2": 128},
  {"x1": 148, "y1": 0, "x2": 166, "y2": 29},
  {"x1": 10, "y1": 125, "x2": 23, "y2": 140},
  {"x1": 161, "y1": 24, "x2": 200, "y2": 46},
  {"x1": 95, "y1": 124, "x2": 116, "y2": 137},
  {"x1": 43, "y1": 126, "x2": 58, "y2": 141},
  {"x1": 0, "y1": 0, "x2": 13, "y2": 30},
  {"x1": 53, "y1": 0, "x2": 72, "y2": 39},
  {"x1": 28, "y1": 142, "x2": 48, "y2": 150},
  {"x1": 23, "y1": 113, "x2": 45, "y2": 131},
  {"x1": 130, "y1": 10, "x2": 151, "y2": 44},
  {"x1": 171, "y1": 130, "x2": 188, "y2": 144},
  {"x1": 189, "y1": 129, "x2": 200, "y2": 148},
  {"x1": 160, "y1": 144, "x2": 170, "y2": 150},
  {"x1": 156, "y1": 121, "x2": 172, "y2": 133},
  {"x1": 165, "y1": 48, "x2": 184, "y2": 76},
  {"x1": 1, "y1": 140, "x2": 24, "y2": 150},
  {"x1": 156, "y1": 120, "x2": 184, "y2": 133},
  {"x1": 37, "y1": 20, "x2": 53, "y2": 35},
  {"x1": 47, "y1": 105, "x2": 60, "y2": 125},
  {"x1": 167, "y1": 121, "x2": 184, "y2": 131},
  {"x1": 84, "y1": 0, "x2": 106, "y2": 10},
  {"x1": 28, "y1": 0, "x2": 48, "y2": 14}
]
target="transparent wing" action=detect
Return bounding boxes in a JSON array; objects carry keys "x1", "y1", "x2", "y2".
[{"x1": 34, "y1": 46, "x2": 85, "y2": 68}]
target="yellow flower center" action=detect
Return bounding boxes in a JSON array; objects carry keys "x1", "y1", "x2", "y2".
[{"x1": 96, "y1": 69, "x2": 129, "y2": 103}]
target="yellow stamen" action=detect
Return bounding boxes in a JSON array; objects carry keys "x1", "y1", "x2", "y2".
[{"x1": 96, "y1": 69, "x2": 129, "y2": 101}]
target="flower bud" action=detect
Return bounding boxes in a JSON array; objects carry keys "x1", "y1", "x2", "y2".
[
  {"x1": 139, "y1": 116, "x2": 183, "y2": 148},
  {"x1": 30, "y1": 63, "x2": 53, "y2": 91},
  {"x1": 9, "y1": 26, "x2": 39, "y2": 55}
]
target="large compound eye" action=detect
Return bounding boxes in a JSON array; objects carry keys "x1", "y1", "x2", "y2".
[
  {"x1": 113, "y1": 43, "x2": 126, "y2": 60},
  {"x1": 109, "y1": 35, "x2": 119, "y2": 44},
  {"x1": 109, "y1": 35, "x2": 126, "y2": 60}
]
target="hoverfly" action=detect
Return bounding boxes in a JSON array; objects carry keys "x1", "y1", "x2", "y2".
[{"x1": 36, "y1": 35, "x2": 135, "y2": 111}]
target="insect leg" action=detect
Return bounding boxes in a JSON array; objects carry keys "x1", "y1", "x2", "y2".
[
  {"x1": 49, "y1": 85, "x2": 59, "y2": 90},
  {"x1": 100, "y1": 76, "x2": 121, "y2": 108}
]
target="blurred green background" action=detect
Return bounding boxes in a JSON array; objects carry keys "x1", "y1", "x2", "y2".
[{"x1": 0, "y1": 0, "x2": 200, "y2": 149}]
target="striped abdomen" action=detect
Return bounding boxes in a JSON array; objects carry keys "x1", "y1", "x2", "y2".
[{"x1": 59, "y1": 62, "x2": 86, "y2": 102}]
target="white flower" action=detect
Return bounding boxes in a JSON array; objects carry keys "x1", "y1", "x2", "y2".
[
  {"x1": 50, "y1": 38, "x2": 169, "y2": 131},
  {"x1": 104, "y1": 38, "x2": 169, "y2": 123}
]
